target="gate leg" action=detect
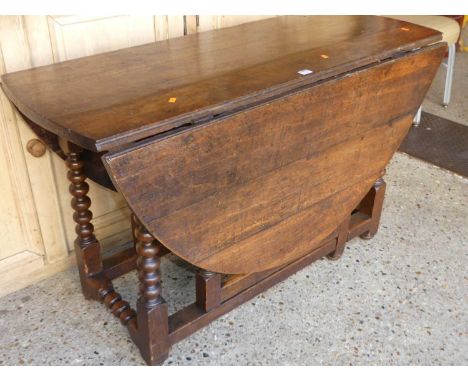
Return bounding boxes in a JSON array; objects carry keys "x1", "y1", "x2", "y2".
[
  {"x1": 133, "y1": 215, "x2": 170, "y2": 366},
  {"x1": 359, "y1": 177, "x2": 386, "y2": 240}
]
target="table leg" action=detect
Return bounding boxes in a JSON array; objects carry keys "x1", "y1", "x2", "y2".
[
  {"x1": 358, "y1": 177, "x2": 386, "y2": 240},
  {"x1": 133, "y1": 215, "x2": 170, "y2": 365},
  {"x1": 196, "y1": 269, "x2": 221, "y2": 312},
  {"x1": 66, "y1": 151, "x2": 105, "y2": 300},
  {"x1": 327, "y1": 214, "x2": 351, "y2": 260}
]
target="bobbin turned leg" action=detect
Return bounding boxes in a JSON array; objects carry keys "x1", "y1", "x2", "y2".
[
  {"x1": 133, "y1": 215, "x2": 170, "y2": 366},
  {"x1": 66, "y1": 151, "x2": 105, "y2": 300},
  {"x1": 359, "y1": 177, "x2": 386, "y2": 240}
]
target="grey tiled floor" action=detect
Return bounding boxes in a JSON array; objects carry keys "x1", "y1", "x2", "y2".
[{"x1": 0, "y1": 54, "x2": 467, "y2": 366}]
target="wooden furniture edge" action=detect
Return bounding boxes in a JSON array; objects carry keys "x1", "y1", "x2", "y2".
[{"x1": 0, "y1": 35, "x2": 442, "y2": 153}]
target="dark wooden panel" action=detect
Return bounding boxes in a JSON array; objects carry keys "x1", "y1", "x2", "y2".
[
  {"x1": 1, "y1": 16, "x2": 441, "y2": 151},
  {"x1": 104, "y1": 44, "x2": 445, "y2": 274}
]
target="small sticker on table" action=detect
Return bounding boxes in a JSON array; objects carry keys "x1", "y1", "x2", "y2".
[
  {"x1": 168, "y1": 97, "x2": 177, "y2": 103},
  {"x1": 297, "y1": 69, "x2": 313, "y2": 76}
]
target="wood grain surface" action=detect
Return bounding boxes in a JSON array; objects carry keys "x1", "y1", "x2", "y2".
[
  {"x1": 1, "y1": 16, "x2": 441, "y2": 151},
  {"x1": 104, "y1": 44, "x2": 445, "y2": 274}
]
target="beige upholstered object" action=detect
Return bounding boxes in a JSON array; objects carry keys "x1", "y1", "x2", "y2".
[{"x1": 387, "y1": 16, "x2": 460, "y2": 45}]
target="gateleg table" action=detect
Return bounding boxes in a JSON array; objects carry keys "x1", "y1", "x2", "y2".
[{"x1": 1, "y1": 16, "x2": 445, "y2": 365}]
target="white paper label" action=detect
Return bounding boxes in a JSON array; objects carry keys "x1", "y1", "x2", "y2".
[{"x1": 297, "y1": 69, "x2": 313, "y2": 76}]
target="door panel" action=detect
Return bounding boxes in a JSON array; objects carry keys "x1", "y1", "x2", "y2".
[
  {"x1": 197, "y1": 15, "x2": 274, "y2": 32},
  {"x1": 0, "y1": 15, "x2": 193, "y2": 296}
]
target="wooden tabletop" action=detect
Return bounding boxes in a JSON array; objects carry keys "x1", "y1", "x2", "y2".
[{"x1": 1, "y1": 16, "x2": 441, "y2": 152}]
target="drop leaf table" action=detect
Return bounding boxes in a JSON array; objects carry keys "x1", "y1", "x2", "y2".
[{"x1": 1, "y1": 16, "x2": 445, "y2": 365}]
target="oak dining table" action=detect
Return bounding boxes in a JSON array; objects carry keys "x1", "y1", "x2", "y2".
[{"x1": 1, "y1": 16, "x2": 445, "y2": 365}]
